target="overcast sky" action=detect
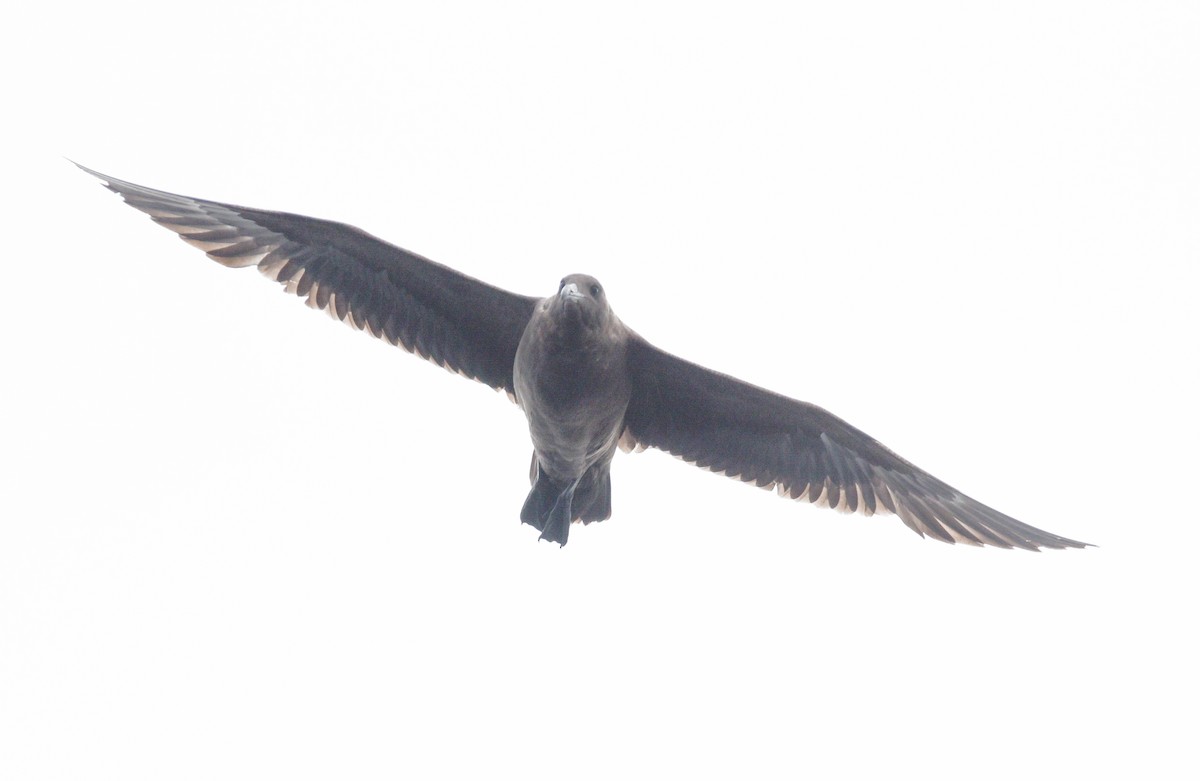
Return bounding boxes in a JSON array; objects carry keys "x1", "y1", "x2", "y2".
[{"x1": 3, "y1": 2, "x2": 1198, "y2": 779}]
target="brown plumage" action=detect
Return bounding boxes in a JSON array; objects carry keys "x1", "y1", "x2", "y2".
[{"x1": 79, "y1": 164, "x2": 1089, "y2": 550}]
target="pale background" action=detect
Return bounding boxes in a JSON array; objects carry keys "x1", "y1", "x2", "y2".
[{"x1": 2, "y1": 2, "x2": 1197, "y2": 779}]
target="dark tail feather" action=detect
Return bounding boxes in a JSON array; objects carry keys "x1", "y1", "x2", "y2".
[
  {"x1": 519, "y1": 459, "x2": 614, "y2": 546},
  {"x1": 573, "y1": 469, "x2": 612, "y2": 524},
  {"x1": 520, "y1": 462, "x2": 576, "y2": 546}
]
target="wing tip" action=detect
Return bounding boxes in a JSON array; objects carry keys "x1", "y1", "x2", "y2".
[{"x1": 72, "y1": 160, "x2": 115, "y2": 188}]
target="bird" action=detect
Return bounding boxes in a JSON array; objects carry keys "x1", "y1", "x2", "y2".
[{"x1": 78, "y1": 163, "x2": 1088, "y2": 551}]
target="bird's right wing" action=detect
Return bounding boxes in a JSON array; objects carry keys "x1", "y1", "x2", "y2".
[
  {"x1": 79, "y1": 164, "x2": 540, "y2": 394},
  {"x1": 622, "y1": 337, "x2": 1088, "y2": 550}
]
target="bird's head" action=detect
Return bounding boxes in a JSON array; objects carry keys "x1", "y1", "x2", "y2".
[{"x1": 552, "y1": 273, "x2": 611, "y2": 330}]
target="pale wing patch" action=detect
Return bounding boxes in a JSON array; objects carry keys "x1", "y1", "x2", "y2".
[{"x1": 90, "y1": 172, "x2": 283, "y2": 270}]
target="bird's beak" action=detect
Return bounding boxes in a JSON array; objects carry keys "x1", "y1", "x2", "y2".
[{"x1": 560, "y1": 282, "x2": 584, "y2": 301}]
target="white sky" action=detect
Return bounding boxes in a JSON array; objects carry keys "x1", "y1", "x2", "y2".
[{"x1": 3, "y1": 2, "x2": 1198, "y2": 779}]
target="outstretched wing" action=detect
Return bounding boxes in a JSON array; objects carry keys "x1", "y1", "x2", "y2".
[
  {"x1": 79, "y1": 164, "x2": 539, "y2": 394},
  {"x1": 622, "y1": 338, "x2": 1087, "y2": 550}
]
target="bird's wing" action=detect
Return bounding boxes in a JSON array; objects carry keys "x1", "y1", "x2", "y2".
[
  {"x1": 621, "y1": 337, "x2": 1087, "y2": 550},
  {"x1": 79, "y1": 164, "x2": 539, "y2": 394}
]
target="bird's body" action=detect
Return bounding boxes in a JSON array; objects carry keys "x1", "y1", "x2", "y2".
[
  {"x1": 78, "y1": 163, "x2": 1089, "y2": 550},
  {"x1": 514, "y1": 275, "x2": 632, "y2": 543}
]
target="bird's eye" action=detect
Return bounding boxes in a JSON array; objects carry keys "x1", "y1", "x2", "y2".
[{"x1": 590, "y1": 284, "x2": 601, "y2": 297}]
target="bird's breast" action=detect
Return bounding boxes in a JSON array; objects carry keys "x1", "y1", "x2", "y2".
[{"x1": 513, "y1": 313, "x2": 632, "y2": 480}]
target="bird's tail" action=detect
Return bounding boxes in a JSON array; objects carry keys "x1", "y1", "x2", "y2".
[{"x1": 520, "y1": 458, "x2": 613, "y2": 546}]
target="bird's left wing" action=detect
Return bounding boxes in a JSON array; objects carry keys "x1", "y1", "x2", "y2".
[
  {"x1": 622, "y1": 336, "x2": 1088, "y2": 550},
  {"x1": 79, "y1": 164, "x2": 539, "y2": 394}
]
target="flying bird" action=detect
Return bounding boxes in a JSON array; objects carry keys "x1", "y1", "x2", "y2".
[{"x1": 78, "y1": 164, "x2": 1088, "y2": 551}]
